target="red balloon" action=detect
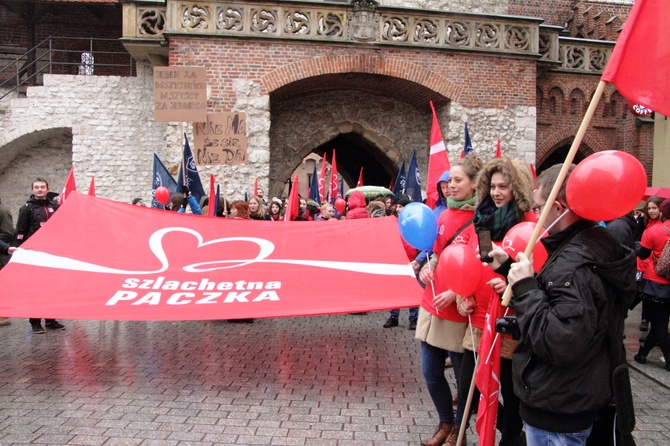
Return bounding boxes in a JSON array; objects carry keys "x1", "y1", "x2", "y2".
[
  {"x1": 566, "y1": 150, "x2": 646, "y2": 221},
  {"x1": 436, "y1": 244, "x2": 482, "y2": 296},
  {"x1": 155, "y1": 186, "x2": 171, "y2": 205},
  {"x1": 334, "y1": 197, "x2": 346, "y2": 213},
  {"x1": 502, "y1": 221, "x2": 549, "y2": 273}
]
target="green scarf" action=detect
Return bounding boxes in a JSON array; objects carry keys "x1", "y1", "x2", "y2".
[
  {"x1": 447, "y1": 195, "x2": 477, "y2": 210},
  {"x1": 473, "y1": 197, "x2": 523, "y2": 241}
]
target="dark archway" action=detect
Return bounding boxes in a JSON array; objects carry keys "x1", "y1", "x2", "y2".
[
  {"x1": 313, "y1": 132, "x2": 394, "y2": 189},
  {"x1": 537, "y1": 142, "x2": 587, "y2": 174}
]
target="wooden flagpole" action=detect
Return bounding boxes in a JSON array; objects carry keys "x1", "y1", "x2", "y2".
[{"x1": 501, "y1": 80, "x2": 607, "y2": 306}]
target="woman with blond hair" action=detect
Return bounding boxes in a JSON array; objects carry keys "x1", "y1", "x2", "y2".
[
  {"x1": 417, "y1": 155, "x2": 483, "y2": 446},
  {"x1": 248, "y1": 195, "x2": 269, "y2": 220}
]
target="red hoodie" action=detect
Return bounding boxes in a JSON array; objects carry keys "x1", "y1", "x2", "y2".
[{"x1": 345, "y1": 191, "x2": 367, "y2": 220}]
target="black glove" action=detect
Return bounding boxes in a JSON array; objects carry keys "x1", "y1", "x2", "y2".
[
  {"x1": 182, "y1": 196, "x2": 189, "y2": 208},
  {"x1": 182, "y1": 185, "x2": 190, "y2": 196}
]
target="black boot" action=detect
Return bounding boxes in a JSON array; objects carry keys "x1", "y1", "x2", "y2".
[{"x1": 634, "y1": 351, "x2": 647, "y2": 364}]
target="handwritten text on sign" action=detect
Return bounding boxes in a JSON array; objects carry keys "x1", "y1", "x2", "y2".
[
  {"x1": 193, "y1": 112, "x2": 247, "y2": 165},
  {"x1": 153, "y1": 67, "x2": 207, "y2": 123}
]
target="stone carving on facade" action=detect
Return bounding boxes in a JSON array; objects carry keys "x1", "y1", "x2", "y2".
[
  {"x1": 318, "y1": 12, "x2": 344, "y2": 37},
  {"x1": 124, "y1": 1, "x2": 622, "y2": 75},
  {"x1": 445, "y1": 21, "x2": 470, "y2": 47},
  {"x1": 285, "y1": 11, "x2": 310, "y2": 35},
  {"x1": 348, "y1": 0, "x2": 380, "y2": 42},
  {"x1": 217, "y1": 7, "x2": 243, "y2": 32},
  {"x1": 251, "y1": 8, "x2": 278, "y2": 34},
  {"x1": 182, "y1": 4, "x2": 210, "y2": 30},
  {"x1": 138, "y1": 8, "x2": 166, "y2": 36}
]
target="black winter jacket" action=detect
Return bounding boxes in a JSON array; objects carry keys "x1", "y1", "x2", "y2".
[
  {"x1": 15, "y1": 192, "x2": 60, "y2": 245},
  {"x1": 510, "y1": 219, "x2": 636, "y2": 433}
]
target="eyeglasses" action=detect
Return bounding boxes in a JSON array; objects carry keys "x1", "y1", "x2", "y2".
[{"x1": 531, "y1": 203, "x2": 546, "y2": 215}]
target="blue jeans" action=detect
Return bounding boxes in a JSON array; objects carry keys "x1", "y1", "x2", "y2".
[
  {"x1": 525, "y1": 422, "x2": 592, "y2": 446},
  {"x1": 421, "y1": 342, "x2": 463, "y2": 426},
  {"x1": 389, "y1": 307, "x2": 418, "y2": 320}
]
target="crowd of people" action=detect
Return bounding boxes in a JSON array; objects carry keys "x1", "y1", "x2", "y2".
[{"x1": 2, "y1": 159, "x2": 668, "y2": 446}]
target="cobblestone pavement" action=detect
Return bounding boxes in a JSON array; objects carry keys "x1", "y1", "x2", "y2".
[{"x1": 0, "y1": 305, "x2": 668, "y2": 445}]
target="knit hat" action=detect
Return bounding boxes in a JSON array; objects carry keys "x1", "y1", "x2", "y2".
[
  {"x1": 660, "y1": 198, "x2": 670, "y2": 218},
  {"x1": 397, "y1": 194, "x2": 412, "y2": 207}
]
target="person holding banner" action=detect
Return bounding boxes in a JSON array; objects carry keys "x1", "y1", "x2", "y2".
[
  {"x1": 15, "y1": 178, "x2": 66, "y2": 333},
  {"x1": 502, "y1": 164, "x2": 636, "y2": 446},
  {"x1": 417, "y1": 156, "x2": 482, "y2": 446},
  {"x1": 455, "y1": 157, "x2": 534, "y2": 446}
]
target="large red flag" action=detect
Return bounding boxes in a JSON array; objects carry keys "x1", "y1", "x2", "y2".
[
  {"x1": 475, "y1": 297, "x2": 504, "y2": 446},
  {"x1": 318, "y1": 153, "x2": 327, "y2": 203},
  {"x1": 357, "y1": 167, "x2": 364, "y2": 187},
  {"x1": 87, "y1": 177, "x2": 96, "y2": 196},
  {"x1": 59, "y1": 166, "x2": 77, "y2": 205},
  {"x1": 495, "y1": 138, "x2": 502, "y2": 158},
  {"x1": 601, "y1": 0, "x2": 670, "y2": 117},
  {"x1": 0, "y1": 192, "x2": 422, "y2": 320},
  {"x1": 208, "y1": 174, "x2": 217, "y2": 218},
  {"x1": 329, "y1": 150, "x2": 339, "y2": 202},
  {"x1": 285, "y1": 175, "x2": 300, "y2": 221},
  {"x1": 426, "y1": 102, "x2": 451, "y2": 209}
]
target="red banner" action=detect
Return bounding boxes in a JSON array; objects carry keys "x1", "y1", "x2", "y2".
[{"x1": 0, "y1": 193, "x2": 422, "y2": 321}]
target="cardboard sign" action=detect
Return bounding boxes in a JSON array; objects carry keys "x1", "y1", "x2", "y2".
[
  {"x1": 153, "y1": 67, "x2": 207, "y2": 123},
  {"x1": 193, "y1": 112, "x2": 247, "y2": 165}
]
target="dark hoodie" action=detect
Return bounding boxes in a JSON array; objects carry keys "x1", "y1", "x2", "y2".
[
  {"x1": 510, "y1": 219, "x2": 636, "y2": 433},
  {"x1": 15, "y1": 192, "x2": 60, "y2": 245}
]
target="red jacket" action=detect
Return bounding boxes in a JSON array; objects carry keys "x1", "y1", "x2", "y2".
[{"x1": 345, "y1": 191, "x2": 368, "y2": 220}]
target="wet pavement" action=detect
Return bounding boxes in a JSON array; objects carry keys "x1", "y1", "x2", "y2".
[{"x1": 0, "y1": 305, "x2": 668, "y2": 445}]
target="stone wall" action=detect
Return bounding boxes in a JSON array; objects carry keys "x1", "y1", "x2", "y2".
[{"x1": 0, "y1": 62, "x2": 168, "y2": 214}]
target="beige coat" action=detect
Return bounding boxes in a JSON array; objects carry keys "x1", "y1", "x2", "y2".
[{"x1": 415, "y1": 307, "x2": 467, "y2": 352}]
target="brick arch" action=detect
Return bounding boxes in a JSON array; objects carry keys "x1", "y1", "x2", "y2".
[
  {"x1": 260, "y1": 55, "x2": 463, "y2": 102},
  {"x1": 536, "y1": 126, "x2": 606, "y2": 166},
  {"x1": 270, "y1": 121, "x2": 402, "y2": 198}
]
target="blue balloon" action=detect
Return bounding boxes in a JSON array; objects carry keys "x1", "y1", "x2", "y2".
[{"x1": 397, "y1": 202, "x2": 438, "y2": 251}]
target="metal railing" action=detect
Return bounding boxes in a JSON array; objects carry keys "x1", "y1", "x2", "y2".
[{"x1": 0, "y1": 36, "x2": 136, "y2": 101}]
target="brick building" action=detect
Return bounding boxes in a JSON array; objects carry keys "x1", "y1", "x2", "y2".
[{"x1": 0, "y1": 0, "x2": 656, "y2": 213}]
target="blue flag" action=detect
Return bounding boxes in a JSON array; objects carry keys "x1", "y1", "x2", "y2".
[
  {"x1": 177, "y1": 135, "x2": 206, "y2": 204},
  {"x1": 339, "y1": 177, "x2": 344, "y2": 198},
  {"x1": 462, "y1": 122, "x2": 473, "y2": 157},
  {"x1": 405, "y1": 151, "x2": 422, "y2": 203},
  {"x1": 151, "y1": 153, "x2": 178, "y2": 209},
  {"x1": 393, "y1": 158, "x2": 406, "y2": 197},
  {"x1": 214, "y1": 184, "x2": 220, "y2": 217},
  {"x1": 309, "y1": 163, "x2": 320, "y2": 203}
]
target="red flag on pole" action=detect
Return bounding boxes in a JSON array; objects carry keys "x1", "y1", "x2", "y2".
[
  {"x1": 253, "y1": 178, "x2": 259, "y2": 197},
  {"x1": 426, "y1": 101, "x2": 451, "y2": 209},
  {"x1": 87, "y1": 177, "x2": 95, "y2": 196},
  {"x1": 601, "y1": 0, "x2": 670, "y2": 117},
  {"x1": 59, "y1": 167, "x2": 77, "y2": 205},
  {"x1": 328, "y1": 150, "x2": 339, "y2": 202},
  {"x1": 285, "y1": 176, "x2": 300, "y2": 221},
  {"x1": 357, "y1": 167, "x2": 364, "y2": 187},
  {"x1": 495, "y1": 138, "x2": 502, "y2": 158},
  {"x1": 318, "y1": 153, "x2": 327, "y2": 203},
  {"x1": 475, "y1": 297, "x2": 504, "y2": 446},
  {"x1": 529, "y1": 163, "x2": 537, "y2": 180},
  {"x1": 208, "y1": 174, "x2": 217, "y2": 218}
]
